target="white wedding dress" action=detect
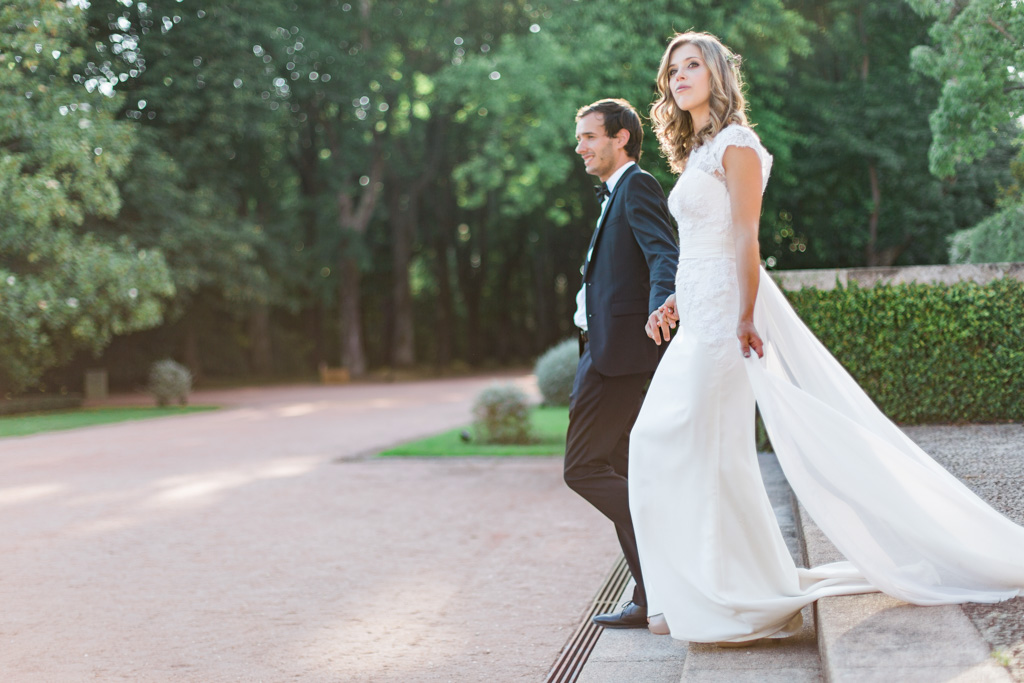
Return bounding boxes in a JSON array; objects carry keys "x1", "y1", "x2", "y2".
[{"x1": 628, "y1": 124, "x2": 1024, "y2": 643}]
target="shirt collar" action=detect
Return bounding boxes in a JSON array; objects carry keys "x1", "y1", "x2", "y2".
[{"x1": 604, "y1": 160, "x2": 636, "y2": 195}]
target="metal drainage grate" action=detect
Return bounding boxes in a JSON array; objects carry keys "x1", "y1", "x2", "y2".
[{"x1": 545, "y1": 555, "x2": 631, "y2": 683}]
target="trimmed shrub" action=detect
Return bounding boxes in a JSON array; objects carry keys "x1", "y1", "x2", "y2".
[
  {"x1": 784, "y1": 277, "x2": 1024, "y2": 424},
  {"x1": 534, "y1": 337, "x2": 578, "y2": 406},
  {"x1": 473, "y1": 384, "x2": 534, "y2": 444},
  {"x1": 148, "y1": 359, "x2": 192, "y2": 407},
  {"x1": 949, "y1": 204, "x2": 1024, "y2": 264},
  {"x1": 0, "y1": 394, "x2": 83, "y2": 416}
]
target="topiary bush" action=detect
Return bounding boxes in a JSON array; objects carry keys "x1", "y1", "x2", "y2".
[
  {"x1": 148, "y1": 359, "x2": 192, "y2": 407},
  {"x1": 534, "y1": 337, "x2": 578, "y2": 406},
  {"x1": 472, "y1": 384, "x2": 534, "y2": 444},
  {"x1": 949, "y1": 204, "x2": 1024, "y2": 264},
  {"x1": 784, "y1": 277, "x2": 1024, "y2": 424}
]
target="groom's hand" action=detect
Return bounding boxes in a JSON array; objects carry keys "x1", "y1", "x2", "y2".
[
  {"x1": 646, "y1": 294, "x2": 678, "y2": 346},
  {"x1": 646, "y1": 311, "x2": 666, "y2": 345}
]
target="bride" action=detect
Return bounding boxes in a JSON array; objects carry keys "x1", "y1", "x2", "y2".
[{"x1": 628, "y1": 31, "x2": 1024, "y2": 644}]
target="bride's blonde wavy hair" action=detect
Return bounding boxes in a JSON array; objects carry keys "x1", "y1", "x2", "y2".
[{"x1": 651, "y1": 32, "x2": 749, "y2": 173}]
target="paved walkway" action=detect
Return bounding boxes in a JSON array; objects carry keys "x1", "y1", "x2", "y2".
[{"x1": 0, "y1": 376, "x2": 617, "y2": 682}]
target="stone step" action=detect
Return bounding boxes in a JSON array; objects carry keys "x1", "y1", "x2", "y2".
[{"x1": 797, "y1": 502, "x2": 1013, "y2": 683}]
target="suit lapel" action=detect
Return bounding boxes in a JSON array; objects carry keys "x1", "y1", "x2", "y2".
[{"x1": 582, "y1": 164, "x2": 637, "y2": 282}]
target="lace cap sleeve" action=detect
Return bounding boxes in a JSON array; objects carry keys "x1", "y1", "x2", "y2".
[{"x1": 713, "y1": 125, "x2": 773, "y2": 192}]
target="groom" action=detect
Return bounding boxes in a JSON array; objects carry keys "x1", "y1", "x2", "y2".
[{"x1": 564, "y1": 99, "x2": 678, "y2": 628}]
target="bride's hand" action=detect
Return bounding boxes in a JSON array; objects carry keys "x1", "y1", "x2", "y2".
[{"x1": 737, "y1": 320, "x2": 763, "y2": 359}]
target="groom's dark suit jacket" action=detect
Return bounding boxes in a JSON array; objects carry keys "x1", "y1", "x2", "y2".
[
  {"x1": 581, "y1": 164, "x2": 679, "y2": 375},
  {"x1": 565, "y1": 161, "x2": 678, "y2": 610}
]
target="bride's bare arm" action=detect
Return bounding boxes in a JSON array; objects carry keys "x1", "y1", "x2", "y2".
[{"x1": 723, "y1": 145, "x2": 764, "y2": 359}]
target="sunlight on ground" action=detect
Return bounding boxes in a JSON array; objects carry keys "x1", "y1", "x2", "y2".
[
  {"x1": 148, "y1": 456, "x2": 321, "y2": 506},
  {"x1": 0, "y1": 483, "x2": 67, "y2": 506},
  {"x1": 367, "y1": 398, "x2": 400, "y2": 408},
  {"x1": 277, "y1": 403, "x2": 323, "y2": 417}
]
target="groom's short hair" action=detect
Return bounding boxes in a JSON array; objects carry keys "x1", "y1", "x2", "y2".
[{"x1": 576, "y1": 98, "x2": 643, "y2": 160}]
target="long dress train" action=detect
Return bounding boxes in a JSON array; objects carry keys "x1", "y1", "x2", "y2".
[{"x1": 628, "y1": 124, "x2": 1024, "y2": 643}]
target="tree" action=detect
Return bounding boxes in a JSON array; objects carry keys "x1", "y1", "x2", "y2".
[
  {"x1": 0, "y1": 0, "x2": 174, "y2": 394},
  {"x1": 262, "y1": 0, "x2": 537, "y2": 375},
  {"x1": 765, "y1": 0, "x2": 1001, "y2": 269},
  {"x1": 437, "y1": 0, "x2": 811, "y2": 355},
  {"x1": 83, "y1": 0, "x2": 300, "y2": 377},
  {"x1": 907, "y1": 0, "x2": 1024, "y2": 264},
  {"x1": 907, "y1": 0, "x2": 1024, "y2": 177}
]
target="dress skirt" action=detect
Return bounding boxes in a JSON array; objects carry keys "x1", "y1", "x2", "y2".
[{"x1": 628, "y1": 266, "x2": 1024, "y2": 643}]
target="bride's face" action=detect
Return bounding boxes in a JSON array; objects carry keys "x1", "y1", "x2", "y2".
[{"x1": 668, "y1": 43, "x2": 711, "y2": 114}]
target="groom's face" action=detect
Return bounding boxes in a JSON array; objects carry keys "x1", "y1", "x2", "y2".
[{"x1": 574, "y1": 113, "x2": 626, "y2": 182}]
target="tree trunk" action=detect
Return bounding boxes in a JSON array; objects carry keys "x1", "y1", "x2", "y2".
[
  {"x1": 183, "y1": 313, "x2": 201, "y2": 382},
  {"x1": 389, "y1": 189, "x2": 415, "y2": 368},
  {"x1": 857, "y1": 6, "x2": 892, "y2": 268},
  {"x1": 432, "y1": 189, "x2": 455, "y2": 369},
  {"x1": 532, "y1": 230, "x2": 552, "y2": 351},
  {"x1": 456, "y1": 207, "x2": 487, "y2": 367},
  {"x1": 865, "y1": 162, "x2": 884, "y2": 265},
  {"x1": 387, "y1": 117, "x2": 443, "y2": 369},
  {"x1": 330, "y1": 134, "x2": 383, "y2": 378},
  {"x1": 248, "y1": 304, "x2": 273, "y2": 375},
  {"x1": 434, "y1": 243, "x2": 454, "y2": 368},
  {"x1": 338, "y1": 251, "x2": 366, "y2": 377},
  {"x1": 306, "y1": 305, "x2": 325, "y2": 369},
  {"x1": 493, "y1": 238, "x2": 525, "y2": 361},
  {"x1": 294, "y1": 125, "x2": 325, "y2": 371}
]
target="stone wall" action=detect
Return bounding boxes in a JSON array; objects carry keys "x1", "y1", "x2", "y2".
[{"x1": 769, "y1": 262, "x2": 1024, "y2": 291}]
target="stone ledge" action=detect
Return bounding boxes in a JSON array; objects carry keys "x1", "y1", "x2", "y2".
[
  {"x1": 797, "y1": 501, "x2": 1013, "y2": 682},
  {"x1": 770, "y1": 262, "x2": 1024, "y2": 291}
]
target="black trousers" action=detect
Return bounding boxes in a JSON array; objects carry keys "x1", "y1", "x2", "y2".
[{"x1": 564, "y1": 343, "x2": 649, "y2": 607}]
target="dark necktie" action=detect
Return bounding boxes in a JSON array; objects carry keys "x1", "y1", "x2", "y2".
[{"x1": 593, "y1": 182, "x2": 610, "y2": 203}]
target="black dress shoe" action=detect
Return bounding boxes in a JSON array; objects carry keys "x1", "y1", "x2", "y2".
[{"x1": 592, "y1": 601, "x2": 648, "y2": 629}]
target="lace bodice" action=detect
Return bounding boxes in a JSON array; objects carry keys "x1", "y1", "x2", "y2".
[
  {"x1": 668, "y1": 124, "x2": 773, "y2": 344},
  {"x1": 668, "y1": 124, "x2": 772, "y2": 250}
]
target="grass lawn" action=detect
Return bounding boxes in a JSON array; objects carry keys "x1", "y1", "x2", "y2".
[
  {"x1": 0, "y1": 406, "x2": 218, "y2": 438},
  {"x1": 380, "y1": 405, "x2": 569, "y2": 456}
]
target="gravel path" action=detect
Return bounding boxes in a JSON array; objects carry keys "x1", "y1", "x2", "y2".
[
  {"x1": 0, "y1": 377, "x2": 617, "y2": 682},
  {"x1": 903, "y1": 424, "x2": 1024, "y2": 682}
]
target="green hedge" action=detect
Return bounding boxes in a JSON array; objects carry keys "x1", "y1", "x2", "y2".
[
  {"x1": 0, "y1": 394, "x2": 83, "y2": 416},
  {"x1": 783, "y1": 277, "x2": 1024, "y2": 424}
]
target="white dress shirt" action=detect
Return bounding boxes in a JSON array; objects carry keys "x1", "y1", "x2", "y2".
[{"x1": 574, "y1": 161, "x2": 636, "y2": 332}]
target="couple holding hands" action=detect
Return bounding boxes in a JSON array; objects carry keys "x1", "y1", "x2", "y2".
[{"x1": 564, "y1": 31, "x2": 1024, "y2": 645}]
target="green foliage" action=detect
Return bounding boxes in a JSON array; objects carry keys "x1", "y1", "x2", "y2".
[
  {"x1": 148, "y1": 359, "x2": 192, "y2": 406},
  {"x1": 6, "y1": 0, "x2": 1022, "y2": 392},
  {"x1": 0, "y1": 394, "x2": 82, "y2": 416},
  {"x1": 0, "y1": 406, "x2": 215, "y2": 438},
  {"x1": 907, "y1": 0, "x2": 1024, "y2": 267},
  {"x1": 441, "y1": 0, "x2": 811, "y2": 220},
  {"x1": 472, "y1": 384, "x2": 534, "y2": 444},
  {"x1": 949, "y1": 204, "x2": 1024, "y2": 264},
  {"x1": 380, "y1": 406, "x2": 568, "y2": 456},
  {"x1": 785, "y1": 278, "x2": 1024, "y2": 424},
  {"x1": 534, "y1": 337, "x2": 578, "y2": 406},
  {"x1": 0, "y1": 1, "x2": 174, "y2": 394},
  {"x1": 86, "y1": 0, "x2": 284, "y2": 306},
  {"x1": 766, "y1": 1, "x2": 990, "y2": 269},
  {"x1": 907, "y1": 0, "x2": 1024, "y2": 178}
]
